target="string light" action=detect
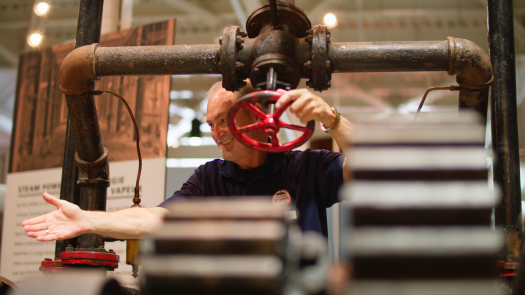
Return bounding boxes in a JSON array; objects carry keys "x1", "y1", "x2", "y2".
[
  {"x1": 34, "y1": 2, "x2": 50, "y2": 16},
  {"x1": 324, "y1": 13, "x2": 338, "y2": 28},
  {"x1": 27, "y1": 33, "x2": 43, "y2": 47}
]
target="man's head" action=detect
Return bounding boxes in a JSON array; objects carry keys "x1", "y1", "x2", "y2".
[{"x1": 206, "y1": 81, "x2": 268, "y2": 168}]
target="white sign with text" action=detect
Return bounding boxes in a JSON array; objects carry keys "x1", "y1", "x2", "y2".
[{"x1": 1, "y1": 157, "x2": 167, "y2": 288}]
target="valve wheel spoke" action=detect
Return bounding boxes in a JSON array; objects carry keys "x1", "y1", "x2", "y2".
[
  {"x1": 243, "y1": 102, "x2": 268, "y2": 121},
  {"x1": 270, "y1": 134, "x2": 279, "y2": 146},
  {"x1": 272, "y1": 102, "x2": 290, "y2": 119},
  {"x1": 238, "y1": 122, "x2": 264, "y2": 133},
  {"x1": 280, "y1": 121, "x2": 308, "y2": 132}
]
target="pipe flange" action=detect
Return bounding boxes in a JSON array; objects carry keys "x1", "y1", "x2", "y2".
[
  {"x1": 306, "y1": 25, "x2": 331, "y2": 92},
  {"x1": 219, "y1": 26, "x2": 247, "y2": 91}
]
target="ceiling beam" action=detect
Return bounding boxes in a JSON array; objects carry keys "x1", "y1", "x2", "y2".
[
  {"x1": 331, "y1": 75, "x2": 391, "y2": 109},
  {"x1": 1, "y1": 8, "x2": 523, "y2": 30},
  {"x1": 155, "y1": 0, "x2": 222, "y2": 27},
  {"x1": 0, "y1": 43, "x2": 18, "y2": 66},
  {"x1": 229, "y1": 0, "x2": 247, "y2": 30},
  {"x1": 241, "y1": 0, "x2": 261, "y2": 16}
]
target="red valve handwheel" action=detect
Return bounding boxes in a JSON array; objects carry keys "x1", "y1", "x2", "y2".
[{"x1": 227, "y1": 90, "x2": 315, "y2": 153}]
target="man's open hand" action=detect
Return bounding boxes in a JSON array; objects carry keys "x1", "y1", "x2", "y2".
[{"x1": 22, "y1": 192, "x2": 88, "y2": 242}]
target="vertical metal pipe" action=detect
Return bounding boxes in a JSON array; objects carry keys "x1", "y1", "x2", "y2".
[
  {"x1": 55, "y1": 120, "x2": 79, "y2": 258},
  {"x1": 488, "y1": 0, "x2": 522, "y2": 263},
  {"x1": 75, "y1": 0, "x2": 104, "y2": 47},
  {"x1": 58, "y1": 0, "x2": 105, "y2": 253}
]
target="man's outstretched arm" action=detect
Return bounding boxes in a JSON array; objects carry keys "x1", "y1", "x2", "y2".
[{"x1": 22, "y1": 192, "x2": 168, "y2": 242}]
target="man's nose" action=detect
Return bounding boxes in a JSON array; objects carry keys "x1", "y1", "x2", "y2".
[
  {"x1": 212, "y1": 126, "x2": 226, "y2": 139},
  {"x1": 211, "y1": 128, "x2": 220, "y2": 139}
]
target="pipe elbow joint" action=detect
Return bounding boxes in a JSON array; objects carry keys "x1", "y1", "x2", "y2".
[
  {"x1": 448, "y1": 37, "x2": 492, "y2": 117},
  {"x1": 59, "y1": 43, "x2": 100, "y2": 96},
  {"x1": 448, "y1": 37, "x2": 492, "y2": 88}
]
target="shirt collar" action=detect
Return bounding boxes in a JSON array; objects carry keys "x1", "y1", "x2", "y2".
[{"x1": 220, "y1": 152, "x2": 284, "y2": 178}]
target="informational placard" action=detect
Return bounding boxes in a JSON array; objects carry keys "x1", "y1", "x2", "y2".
[
  {"x1": 1, "y1": 158, "x2": 166, "y2": 288},
  {"x1": 2, "y1": 18, "x2": 174, "y2": 288}
]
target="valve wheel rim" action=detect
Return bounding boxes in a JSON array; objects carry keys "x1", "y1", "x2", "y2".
[{"x1": 227, "y1": 90, "x2": 315, "y2": 153}]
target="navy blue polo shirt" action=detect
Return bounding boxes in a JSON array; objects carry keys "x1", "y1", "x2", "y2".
[{"x1": 159, "y1": 149, "x2": 344, "y2": 236}]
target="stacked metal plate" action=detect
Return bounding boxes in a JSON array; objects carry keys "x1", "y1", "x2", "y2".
[
  {"x1": 140, "y1": 198, "x2": 293, "y2": 295},
  {"x1": 340, "y1": 112, "x2": 503, "y2": 295}
]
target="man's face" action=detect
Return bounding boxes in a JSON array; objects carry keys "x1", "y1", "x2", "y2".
[{"x1": 206, "y1": 88, "x2": 266, "y2": 165}]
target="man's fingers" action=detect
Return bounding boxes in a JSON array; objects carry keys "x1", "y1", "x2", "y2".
[
  {"x1": 22, "y1": 214, "x2": 46, "y2": 226},
  {"x1": 298, "y1": 107, "x2": 317, "y2": 123},
  {"x1": 301, "y1": 113, "x2": 318, "y2": 123},
  {"x1": 290, "y1": 95, "x2": 313, "y2": 116},
  {"x1": 43, "y1": 192, "x2": 61, "y2": 208},
  {"x1": 275, "y1": 90, "x2": 300, "y2": 109},
  {"x1": 23, "y1": 223, "x2": 47, "y2": 232},
  {"x1": 36, "y1": 234, "x2": 58, "y2": 242},
  {"x1": 27, "y1": 229, "x2": 47, "y2": 238}
]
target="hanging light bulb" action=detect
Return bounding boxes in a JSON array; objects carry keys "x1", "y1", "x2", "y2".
[
  {"x1": 34, "y1": 2, "x2": 50, "y2": 16},
  {"x1": 188, "y1": 118, "x2": 203, "y2": 146},
  {"x1": 324, "y1": 13, "x2": 338, "y2": 28},
  {"x1": 27, "y1": 33, "x2": 43, "y2": 47}
]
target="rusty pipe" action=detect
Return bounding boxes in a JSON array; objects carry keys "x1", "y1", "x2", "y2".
[
  {"x1": 328, "y1": 37, "x2": 492, "y2": 116},
  {"x1": 448, "y1": 37, "x2": 493, "y2": 117},
  {"x1": 60, "y1": 43, "x2": 220, "y2": 95},
  {"x1": 329, "y1": 40, "x2": 450, "y2": 73}
]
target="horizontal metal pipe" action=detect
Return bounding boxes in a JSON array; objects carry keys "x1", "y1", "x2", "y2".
[
  {"x1": 60, "y1": 38, "x2": 491, "y2": 117},
  {"x1": 329, "y1": 41, "x2": 449, "y2": 73},
  {"x1": 329, "y1": 38, "x2": 492, "y2": 116},
  {"x1": 60, "y1": 44, "x2": 220, "y2": 95},
  {"x1": 95, "y1": 44, "x2": 220, "y2": 76}
]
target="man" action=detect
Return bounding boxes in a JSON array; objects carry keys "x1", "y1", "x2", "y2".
[{"x1": 23, "y1": 83, "x2": 352, "y2": 241}]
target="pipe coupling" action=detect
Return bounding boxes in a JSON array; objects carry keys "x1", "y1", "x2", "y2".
[
  {"x1": 447, "y1": 37, "x2": 456, "y2": 76},
  {"x1": 75, "y1": 147, "x2": 110, "y2": 187}
]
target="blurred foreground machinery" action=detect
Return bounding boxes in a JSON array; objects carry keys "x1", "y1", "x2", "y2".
[
  {"x1": 141, "y1": 198, "x2": 328, "y2": 295},
  {"x1": 14, "y1": 198, "x2": 329, "y2": 295},
  {"x1": 339, "y1": 112, "x2": 503, "y2": 295}
]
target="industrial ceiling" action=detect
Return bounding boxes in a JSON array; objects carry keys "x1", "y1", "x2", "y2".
[{"x1": 0, "y1": 0, "x2": 524, "y2": 155}]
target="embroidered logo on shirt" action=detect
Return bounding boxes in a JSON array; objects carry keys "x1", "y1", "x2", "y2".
[{"x1": 273, "y1": 190, "x2": 291, "y2": 207}]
